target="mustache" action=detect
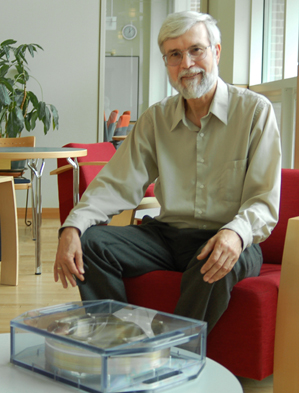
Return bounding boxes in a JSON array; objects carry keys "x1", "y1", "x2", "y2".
[{"x1": 178, "y1": 67, "x2": 205, "y2": 79}]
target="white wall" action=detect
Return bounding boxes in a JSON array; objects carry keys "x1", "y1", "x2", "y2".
[{"x1": 1, "y1": 0, "x2": 100, "y2": 207}]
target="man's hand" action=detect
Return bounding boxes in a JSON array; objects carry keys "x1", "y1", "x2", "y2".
[
  {"x1": 54, "y1": 227, "x2": 85, "y2": 288},
  {"x1": 198, "y1": 229, "x2": 243, "y2": 284}
]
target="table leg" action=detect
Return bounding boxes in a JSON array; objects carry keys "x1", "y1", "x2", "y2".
[
  {"x1": 27, "y1": 159, "x2": 45, "y2": 275},
  {"x1": 66, "y1": 157, "x2": 80, "y2": 206},
  {"x1": 29, "y1": 159, "x2": 38, "y2": 241}
]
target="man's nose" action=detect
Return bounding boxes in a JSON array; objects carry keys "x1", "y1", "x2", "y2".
[{"x1": 180, "y1": 51, "x2": 195, "y2": 68}]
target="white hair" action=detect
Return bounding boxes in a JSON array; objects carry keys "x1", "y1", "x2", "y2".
[{"x1": 158, "y1": 11, "x2": 221, "y2": 54}]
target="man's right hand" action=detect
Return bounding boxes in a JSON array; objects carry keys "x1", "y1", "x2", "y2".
[{"x1": 54, "y1": 227, "x2": 85, "y2": 288}]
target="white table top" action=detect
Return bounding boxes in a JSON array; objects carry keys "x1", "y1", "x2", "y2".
[
  {"x1": 0, "y1": 147, "x2": 87, "y2": 160},
  {"x1": 0, "y1": 333, "x2": 242, "y2": 393}
]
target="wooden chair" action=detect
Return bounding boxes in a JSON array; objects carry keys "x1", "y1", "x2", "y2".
[
  {"x1": 0, "y1": 176, "x2": 19, "y2": 286},
  {"x1": 0, "y1": 136, "x2": 36, "y2": 225}
]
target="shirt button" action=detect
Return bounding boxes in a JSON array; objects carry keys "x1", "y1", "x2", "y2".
[
  {"x1": 200, "y1": 184, "x2": 204, "y2": 189},
  {"x1": 200, "y1": 133, "x2": 204, "y2": 137},
  {"x1": 198, "y1": 209, "x2": 202, "y2": 214},
  {"x1": 200, "y1": 159, "x2": 205, "y2": 163}
]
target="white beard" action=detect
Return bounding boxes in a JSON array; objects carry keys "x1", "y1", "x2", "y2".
[{"x1": 168, "y1": 56, "x2": 219, "y2": 99}]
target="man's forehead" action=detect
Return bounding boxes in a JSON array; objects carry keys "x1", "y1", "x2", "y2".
[{"x1": 163, "y1": 23, "x2": 209, "y2": 51}]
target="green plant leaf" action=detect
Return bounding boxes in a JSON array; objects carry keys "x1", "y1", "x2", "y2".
[
  {"x1": 0, "y1": 64, "x2": 9, "y2": 77},
  {"x1": 30, "y1": 110, "x2": 38, "y2": 129},
  {"x1": 15, "y1": 64, "x2": 24, "y2": 75},
  {"x1": 6, "y1": 106, "x2": 24, "y2": 137},
  {"x1": 15, "y1": 46, "x2": 28, "y2": 65},
  {"x1": 0, "y1": 39, "x2": 17, "y2": 47},
  {"x1": 15, "y1": 90, "x2": 24, "y2": 106},
  {"x1": 0, "y1": 77, "x2": 13, "y2": 92},
  {"x1": 37, "y1": 101, "x2": 46, "y2": 120},
  {"x1": 0, "y1": 106, "x2": 7, "y2": 123},
  {"x1": 43, "y1": 106, "x2": 51, "y2": 134},
  {"x1": 32, "y1": 43, "x2": 43, "y2": 51},
  {"x1": 28, "y1": 45, "x2": 35, "y2": 57},
  {"x1": 24, "y1": 111, "x2": 31, "y2": 131},
  {"x1": 0, "y1": 84, "x2": 11, "y2": 105},
  {"x1": 50, "y1": 104, "x2": 59, "y2": 130},
  {"x1": 3, "y1": 46, "x2": 10, "y2": 61},
  {"x1": 27, "y1": 91, "x2": 39, "y2": 108},
  {"x1": 24, "y1": 111, "x2": 33, "y2": 131}
]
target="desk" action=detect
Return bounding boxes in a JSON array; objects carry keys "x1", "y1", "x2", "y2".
[
  {"x1": 0, "y1": 147, "x2": 87, "y2": 280},
  {"x1": 0, "y1": 333, "x2": 243, "y2": 393}
]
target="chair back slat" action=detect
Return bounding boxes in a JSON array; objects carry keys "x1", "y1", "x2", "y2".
[{"x1": 0, "y1": 136, "x2": 35, "y2": 147}]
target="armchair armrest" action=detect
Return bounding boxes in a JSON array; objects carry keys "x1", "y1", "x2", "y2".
[
  {"x1": 135, "y1": 196, "x2": 160, "y2": 210},
  {"x1": 50, "y1": 161, "x2": 109, "y2": 176}
]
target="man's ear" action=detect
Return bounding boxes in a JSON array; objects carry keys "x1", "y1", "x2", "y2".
[{"x1": 215, "y1": 43, "x2": 221, "y2": 65}]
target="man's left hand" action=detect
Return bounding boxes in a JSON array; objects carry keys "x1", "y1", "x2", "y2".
[{"x1": 198, "y1": 229, "x2": 243, "y2": 283}]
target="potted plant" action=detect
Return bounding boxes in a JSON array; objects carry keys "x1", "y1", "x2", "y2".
[{"x1": 0, "y1": 39, "x2": 59, "y2": 138}]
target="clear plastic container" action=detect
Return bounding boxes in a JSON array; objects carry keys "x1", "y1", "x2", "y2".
[{"x1": 10, "y1": 300, "x2": 206, "y2": 393}]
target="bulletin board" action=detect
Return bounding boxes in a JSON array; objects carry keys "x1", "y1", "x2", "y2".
[{"x1": 105, "y1": 56, "x2": 139, "y2": 121}]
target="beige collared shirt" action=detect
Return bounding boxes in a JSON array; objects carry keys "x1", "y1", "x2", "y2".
[{"x1": 63, "y1": 78, "x2": 281, "y2": 250}]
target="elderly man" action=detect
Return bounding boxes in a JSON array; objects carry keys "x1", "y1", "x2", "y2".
[{"x1": 54, "y1": 12, "x2": 281, "y2": 333}]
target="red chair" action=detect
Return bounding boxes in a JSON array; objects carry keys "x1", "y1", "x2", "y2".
[
  {"x1": 51, "y1": 142, "x2": 158, "y2": 226},
  {"x1": 123, "y1": 169, "x2": 299, "y2": 380},
  {"x1": 113, "y1": 114, "x2": 131, "y2": 149},
  {"x1": 53, "y1": 142, "x2": 116, "y2": 225},
  {"x1": 107, "y1": 110, "x2": 119, "y2": 142}
]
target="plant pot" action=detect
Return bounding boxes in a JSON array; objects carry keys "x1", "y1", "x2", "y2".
[
  {"x1": 11, "y1": 160, "x2": 26, "y2": 170},
  {"x1": 0, "y1": 160, "x2": 26, "y2": 178}
]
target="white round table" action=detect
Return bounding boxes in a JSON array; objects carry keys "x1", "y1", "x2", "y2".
[{"x1": 0, "y1": 333, "x2": 243, "y2": 393}]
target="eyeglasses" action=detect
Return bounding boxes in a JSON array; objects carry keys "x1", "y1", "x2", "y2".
[{"x1": 163, "y1": 45, "x2": 211, "y2": 66}]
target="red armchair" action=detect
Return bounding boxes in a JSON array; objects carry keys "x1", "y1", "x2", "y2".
[{"x1": 124, "y1": 169, "x2": 299, "y2": 380}]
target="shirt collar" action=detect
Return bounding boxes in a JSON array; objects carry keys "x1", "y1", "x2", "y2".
[
  {"x1": 209, "y1": 77, "x2": 228, "y2": 125},
  {"x1": 170, "y1": 95, "x2": 186, "y2": 132},
  {"x1": 170, "y1": 77, "x2": 228, "y2": 132}
]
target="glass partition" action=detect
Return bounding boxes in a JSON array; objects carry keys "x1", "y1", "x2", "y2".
[
  {"x1": 102, "y1": 0, "x2": 205, "y2": 139},
  {"x1": 104, "y1": 0, "x2": 173, "y2": 123}
]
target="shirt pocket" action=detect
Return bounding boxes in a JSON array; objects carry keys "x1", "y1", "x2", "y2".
[{"x1": 219, "y1": 159, "x2": 248, "y2": 203}]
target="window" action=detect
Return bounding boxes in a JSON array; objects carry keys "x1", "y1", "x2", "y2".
[
  {"x1": 190, "y1": 0, "x2": 201, "y2": 12},
  {"x1": 250, "y1": 0, "x2": 298, "y2": 169},
  {"x1": 262, "y1": 0, "x2": 285, "y2": 83}
]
